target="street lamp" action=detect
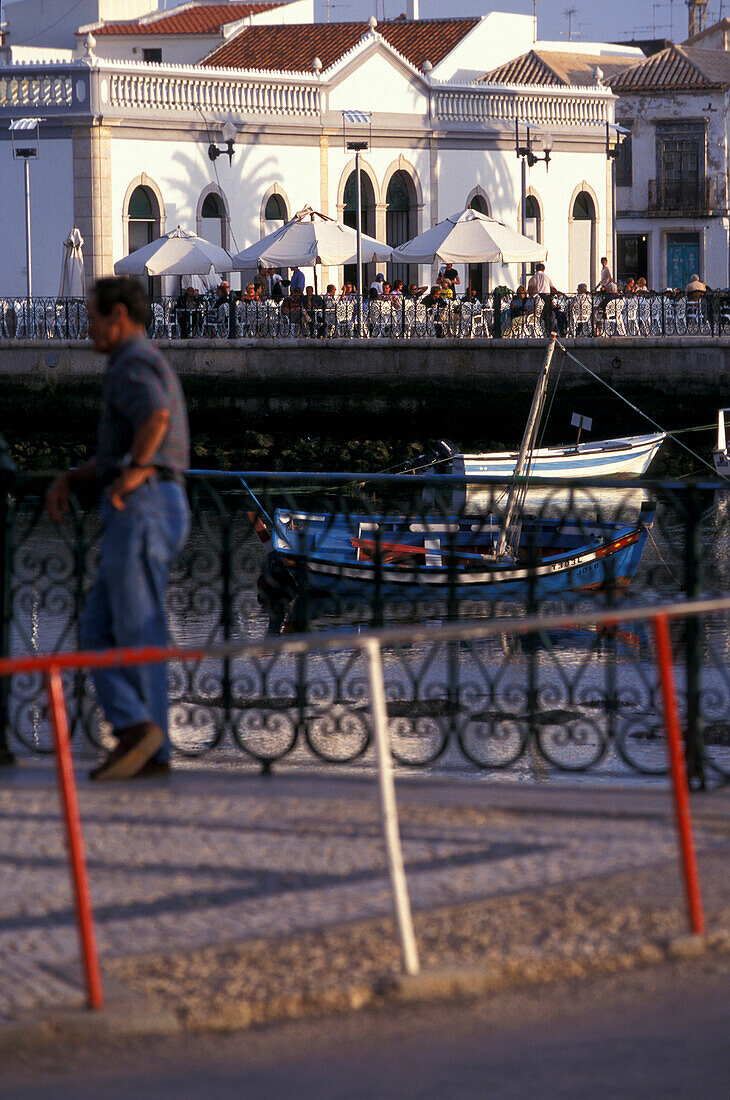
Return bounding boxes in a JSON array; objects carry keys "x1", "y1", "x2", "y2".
[
  {"x1": 208, "y1": 118, "x2": 237, "y2": 164},
  {"x1": 515, "y1": 122, "x2": 553, "y2": 286},
  {"x1": 606, "y1": 122, "x2": 628, "y2": 282},
  {"x1": 342, "y1": 110, "x2": 372, "y2": 333},
  {"x1": 10, "y1": 118, "x2": 42, "y2": 299}
]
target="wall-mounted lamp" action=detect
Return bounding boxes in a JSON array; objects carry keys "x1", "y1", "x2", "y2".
[
  {"x1": 515, "y1": 122, "x2": 553, "y2": 169},
  {"x1": 208, "y1": 118, "x2": 237, "y2": 165}
]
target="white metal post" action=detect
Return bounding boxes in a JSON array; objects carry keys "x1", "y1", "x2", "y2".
[
  {"x1": 355, "y1": 147, "x2": 363, "y2": 335},
  {"x1": 24, "y1": 156, "x2": 32, "y2": 300},
  {"x1": 364, "y1": 637, "x2": 420, "y2": 976}
]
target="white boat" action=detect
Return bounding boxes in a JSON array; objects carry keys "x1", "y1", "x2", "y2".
[
  {"x1": 429, "y1": 432, "x2": 665, "y2": 480},
  {"x1": 713, "y1": 408, "x2": 730, "y2": 474}
]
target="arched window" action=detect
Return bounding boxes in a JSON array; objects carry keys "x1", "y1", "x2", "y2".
[
  {"x1": 525, "y1": 195, "x2": 541, "y2": 242},
  {"x1": 573, "y1": 192, "x2": 595, "y2": 221},
  {"x1": 343, "y1": 169, "x2": 376, "y2": 289},
  {"x1": 201, "y1": 192, "x2": 226, "y2": 249},
  {"x1": 265, "y1": 193, "x2": 287, "y2": 224},
  {"x1": 569, "y1": 191, "x2": 597, "y2": 290},
  {"x1": 386, "y1": 170, "x2": 417, "y2": 286},
  {"x1": 127, "y1": 184, "x2": 161, "y2": 297},
  {"x1": 127, "y1": 185, "x2": 160, "y2": 253},
  {"x1": 467, "y1": 193, "x2": 490, "y2": 298}
]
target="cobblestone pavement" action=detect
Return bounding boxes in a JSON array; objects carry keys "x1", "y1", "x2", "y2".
[{"x1": 0, "y1": 762, "x2": 728, "y2": 1023}]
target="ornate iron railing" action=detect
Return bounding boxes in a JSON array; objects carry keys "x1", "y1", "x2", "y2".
[
  {"x1": 1, "y1": 291, "x2": 729, "y2": 342},
  {"x1": 2, "y1": 463, "x2": 729, "y2": 784}
]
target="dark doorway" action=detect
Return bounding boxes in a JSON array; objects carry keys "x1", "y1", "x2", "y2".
[{"x1": 343, "y1": 170, "x2": 376, "y2": 292}]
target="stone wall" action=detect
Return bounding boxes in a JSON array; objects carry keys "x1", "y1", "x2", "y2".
[{"x1": 4, "y1": 338, "x2": 730, "y2": 445}]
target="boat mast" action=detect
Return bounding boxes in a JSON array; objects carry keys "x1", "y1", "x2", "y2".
[{"x1": 495, "y1": 336, "x2": 557, "y2": 559}]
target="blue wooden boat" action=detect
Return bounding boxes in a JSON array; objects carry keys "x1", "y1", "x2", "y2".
[
  {"x1": 257, "y1": 339, "x2": 655, "y2": 609},
  {"x1": 268, "y1": 504, "x2": 655, "y2": 602}
]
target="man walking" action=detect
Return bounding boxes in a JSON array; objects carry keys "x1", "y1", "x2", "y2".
[{"x1": 47, "y1": 277, "x2": 190, "y2": 780}]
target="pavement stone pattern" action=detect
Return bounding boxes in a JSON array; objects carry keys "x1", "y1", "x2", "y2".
[{"x1": 0, "y1": 763, "x2": 728, "y2": 1025}]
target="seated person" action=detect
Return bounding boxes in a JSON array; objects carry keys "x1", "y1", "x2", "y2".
[
  {"x1": 604, "y1": 281, "x2": 621, "y2": 300},
  {"x1": 270, "y1": 277, "x2": 285, "y2": 303},
  {"x1": 281, "y1": 286, "x2": 310, "y2": 329},
  {"x1": 461, "y1": 287, "x2": 481, "y2": 305},
  {"x1": 390, "y1": 279, "x2": 405, "y2": 300},
  {"x1": 405, "y1": 283, "x2": 427, "y2": 300},
  {"x1": 685, "y1": 274, "x2": 707, "y2": 301},
  {"x1": 437, "y1": 276, "x2": 455, "y2": 300},
  {"x1": 303, "y1": 285, "x2": 324, "y2": 335},
  {"x1": 175, "y1": 285, "x2": 201, "y2": 337},
  {"x1": 636, "y1": 277, "x2": 649, "y2": 295},
  {"x1": 211, "y1": 281, "x2": 230, "y2": 310},
  {"x1": 242, "y1": 283, "x2": 257, "y2": 302},
  {"x1": 423, "y1": 285, "x2": 447, "y2": 336}
]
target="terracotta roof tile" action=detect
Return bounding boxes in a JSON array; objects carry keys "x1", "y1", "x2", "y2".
[
  {"x1": 92, "y1": 3, "x2": 281, "y2": 36},
  {"x1": 201, "y1": 17, "x2": 480, "y2": 72},
  {"x1": 607, "y1": 44, "x2": 730, "y2": 90},
  {"x1": 482, "y1": 49, "x2": 642, "y2": 87}
]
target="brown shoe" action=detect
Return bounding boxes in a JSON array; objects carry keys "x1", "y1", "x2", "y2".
[
  {"x1": 89, "y1": 721, "x2": 164, "y2": 781},
  {"x1": 134, "y1": 759, "x2": 172, "y2": 779}
]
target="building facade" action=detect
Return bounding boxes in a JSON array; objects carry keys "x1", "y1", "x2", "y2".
[
  {"x1": 609, "y1": 44, "x2": 730, "y2": 290},
  {"x1": 0, "y1": 10, "x2": 618, "y2": 298}
]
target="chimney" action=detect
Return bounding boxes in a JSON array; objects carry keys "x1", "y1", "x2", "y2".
[{"x1": 407, "y1": 0, "x2": 420, "y2": 18}]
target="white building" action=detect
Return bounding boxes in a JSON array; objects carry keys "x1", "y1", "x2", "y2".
[
  {"x1": 609, "y1": 43, "x2": 730, "y2": 290},
  {"x1": 0, "y1": 5, "x2": 620, "y2": 299}
]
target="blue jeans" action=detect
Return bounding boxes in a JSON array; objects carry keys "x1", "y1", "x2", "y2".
[{"x1": 80, "y1": 479, "x2": 190, "y2": 762}]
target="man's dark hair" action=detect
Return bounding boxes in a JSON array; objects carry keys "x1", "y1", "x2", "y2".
[
  {"x1": 92, "y1": 277, "x2": 149, "y2": 326},
  {"x1": 535, "y1": 262, "x2": 545, "y2": 272}
]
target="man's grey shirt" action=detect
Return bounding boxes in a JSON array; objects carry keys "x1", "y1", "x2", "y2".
[{"x1": 97, "y1": 335, "x2": 190, "y2": 479}]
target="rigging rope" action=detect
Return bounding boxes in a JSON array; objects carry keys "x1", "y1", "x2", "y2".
[{"x1": 554, "y1": 340, "x2": 727, "y2": 481}]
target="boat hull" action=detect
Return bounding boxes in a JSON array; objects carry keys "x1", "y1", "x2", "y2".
[
  {"x1": 456, "y1": 433, "x2": 665, "y2": 480},
  {"x1": 270, "y1": 508, "x2": 654, "y2": 603}
]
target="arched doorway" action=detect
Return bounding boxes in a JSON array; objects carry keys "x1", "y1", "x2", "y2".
[
  {"x1": 569, "y1": 191, "x2": 596, "y2": 290},
  {"x1": 386, "y1": 170, "x2": 417, "y2": 287},
  {"x1": 468, "y1": 193, "x2": 489, "y2": 299},
  {"x1": 263, "y1": 193, "x2": 288, "y2": 277},
  {"x1": 200, "y1": 192, "x2": 226, "y2": 250},
  {"x1": 343, "y1": 169, "x2": 376, "y2": 291},
  {"x1": 127, "y1": 184, "x2": 161, "y2": 297},
  {"x1": 525, "y1": 195, "x2": 542, "y2": 283}
]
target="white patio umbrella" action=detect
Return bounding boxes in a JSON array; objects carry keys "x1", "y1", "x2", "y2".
[
  {"x1": 231, "y1": 206, "x2": 392, "y2": 275},
  {"x1": 114, "y1": 227, "x2": 233, "y2": 277},
  {"x1": 391, "y1": 208, "x2": 547, "y2": 265},
  {"x1": 59, "y1": 226, "x2": 85, "y2": 297}
]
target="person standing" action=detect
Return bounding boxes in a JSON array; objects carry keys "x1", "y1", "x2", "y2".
[
  {"x1": 528, "y1": 262, "x2": 559, "y2": 330},
  {"x1": 595, "y1": 257, "x2": 612, "y2": 292},
  {"x1": 290, "y1": 266, "x2": 306, "y2": 293},
  {"x1": 46, "y1": 277, "x2": 190, "y2": 781}
]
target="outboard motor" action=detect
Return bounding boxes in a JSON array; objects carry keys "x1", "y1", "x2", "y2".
[{"x1": 423, "y1": 439, "x2": 466, "y2": 511}]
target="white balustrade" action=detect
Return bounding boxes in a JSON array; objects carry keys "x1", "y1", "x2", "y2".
[
  {"x1": 105, "y1": 69, "x2": 322, "y2": 117},
  {"x1": 434, "y1": 85, "x2": 611, "y2": 127},
  {"x1": 0, "y1": 73, "x2": 73, "y2": 107}
]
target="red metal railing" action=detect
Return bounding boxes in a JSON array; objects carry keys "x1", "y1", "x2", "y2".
[{"x1": 1, "y1": 597, "x2": 720, "y2": 1010}]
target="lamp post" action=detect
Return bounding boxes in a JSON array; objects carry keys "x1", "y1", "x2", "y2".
[
  {"x1": 342, "y1": 110, "x2": 372, "y2": 335},
  {"x1": 605, "y1": 122, "x2": 626, "y2": 282},
  {"x1": 347, "y1": 140, "x2": 368, "y2": 331},
  {"x1": 10, "y1": 118, "x2": 42, "y2": 299},
  {"x1": 208, "y1": 118, "x2": 237, "y2": 164},
  {"x1": 515, "y1": 121, "x2": 553, "y2": 287}
]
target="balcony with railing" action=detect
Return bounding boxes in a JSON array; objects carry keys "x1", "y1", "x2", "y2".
[
  {"x1": 0, "y1": 57, "x2": 613, "y2": 132},
  {"x1": 647, "y1": 175, "x2": 727, "y2": 217}
]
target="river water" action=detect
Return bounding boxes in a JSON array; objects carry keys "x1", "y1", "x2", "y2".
[{"x1": 7, "y1": 482, "x2": 730, "y2": 784}]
